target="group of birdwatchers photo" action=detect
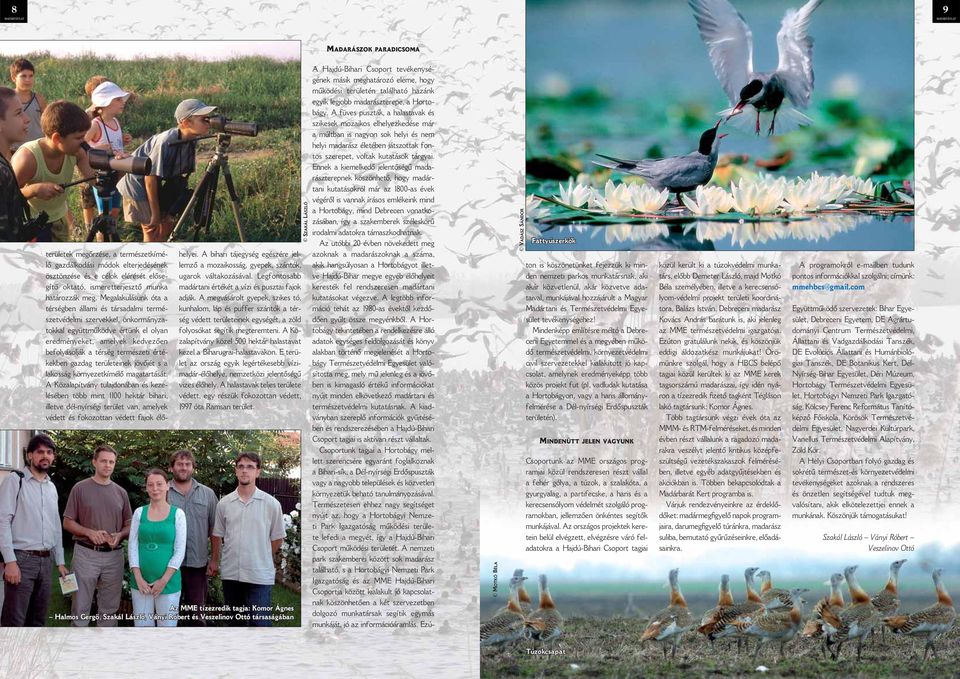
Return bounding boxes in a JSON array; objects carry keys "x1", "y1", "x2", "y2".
[
  {"x1": 525, "y1": 0, "x2": 914, "y2": 251},
  {"x1": 0, "y1": 42, "x2": 300, "y2": 244},
  {"x1": 0, "y1": 430, "x2": 301, "y2": 628}
]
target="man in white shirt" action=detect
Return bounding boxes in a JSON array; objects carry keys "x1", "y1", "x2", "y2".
[
  {"x1": 0, "y1": 433, "x2": 68, "y2": 626},
  {"x1": 210, "y1": 452, "x2": 285, "y2": 626}
]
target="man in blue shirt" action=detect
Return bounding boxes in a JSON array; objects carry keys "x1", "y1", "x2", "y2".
[{"x1": 117, "y1": 98, "x2": 216, "y2": 242}]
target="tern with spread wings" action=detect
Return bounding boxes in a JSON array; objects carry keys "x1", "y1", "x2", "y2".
[{"x1": 689, "y1": 0, "x2": 826, "y2": 136}]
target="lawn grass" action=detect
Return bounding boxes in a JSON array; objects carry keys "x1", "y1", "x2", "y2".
[{"x1": 0, "y1": 51, "x2": 301, "y2": 242}]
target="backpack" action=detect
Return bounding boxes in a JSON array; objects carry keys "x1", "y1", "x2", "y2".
[
  {"x1": 1, "y1": 470, "x2": 25, "y2": 566},
  {"x1": 12, "y1": 469, "x2": 24, "y2": 504}
]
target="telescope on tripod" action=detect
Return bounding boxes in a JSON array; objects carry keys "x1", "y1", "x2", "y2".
[
  {"x1": 60, "y1": 147, "x2": 152, "y2": 242},
  {"x1": 167, "y1": 115, "x2": 259, "y2": 243}
]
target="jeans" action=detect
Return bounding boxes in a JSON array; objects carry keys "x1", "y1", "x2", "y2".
[
  {"x1": 1, "y1": 551, "x2": 52, "y2": 626},
  {"x1": 221, "y1": 579, "x2": 273, "y2": 627},
  {"x1": 178, "y1": 565, "x2": 209, "y2": 626}
]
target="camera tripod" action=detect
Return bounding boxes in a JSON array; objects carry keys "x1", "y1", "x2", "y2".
[
  {"x1": 61, "y1": 170, "x2": 123, "y2": 242},
  {"x1": 167, "y1": 133, "x2": 247, "y2": 242}
]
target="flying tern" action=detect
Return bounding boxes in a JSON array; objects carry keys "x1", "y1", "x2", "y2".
[{"x1": 690, "y1": 0, "x2": 826, "y2": 135}]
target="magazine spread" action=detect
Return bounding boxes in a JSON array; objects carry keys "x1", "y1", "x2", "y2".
[{"x1": 0, "y1": 0, "x2": 957, "y2": 678}]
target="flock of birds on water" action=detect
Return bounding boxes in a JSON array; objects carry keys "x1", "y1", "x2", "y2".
[
  {"x1": 481, "y1": 561, "x2": 957, "y2": 665},
  {"x1": 594, "y1": 0, "x2": 828, "y2": 203}
]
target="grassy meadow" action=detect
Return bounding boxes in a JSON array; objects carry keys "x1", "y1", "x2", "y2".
[
  {"x1": 3, "y1": 52, "x2": 301, "y2": 242},
  {"x1": 481, "y1": 585, "x2": 959, "y2": 677},
  {"x1": 481, "y1": 616, "x2": 960, "y2": 678}
]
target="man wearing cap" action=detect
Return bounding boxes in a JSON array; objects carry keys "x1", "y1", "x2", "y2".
[
  {"x1": 0, "y1": 433, "x2": 68, "y2": 626},
  {"x1": 117, "y1": 98, "x2": 216, "y2": 242}
]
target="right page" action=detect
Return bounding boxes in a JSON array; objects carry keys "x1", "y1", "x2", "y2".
[{"x1": 480, "y1": 0, "x2": 957, "y2": 675}]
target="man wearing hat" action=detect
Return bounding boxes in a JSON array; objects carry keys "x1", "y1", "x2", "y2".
[{"x1": 117, "y1": 98, "x2": 216, "y2": 242}]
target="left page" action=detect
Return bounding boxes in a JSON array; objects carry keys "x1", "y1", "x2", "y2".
[{"x1": 0, "y1": 0, "x2": 516, "y2": 676}]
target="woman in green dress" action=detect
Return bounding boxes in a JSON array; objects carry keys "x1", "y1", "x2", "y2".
[{"x1": 128, "y1": 468, "x2": 186, "y2": 627}]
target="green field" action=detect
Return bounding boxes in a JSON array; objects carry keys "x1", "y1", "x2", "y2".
[
  {"x1": 481, "y1": 616, "x2": 960, "y2": 678},
  {"x1": 2, "y1": 51, "x2": 301, "y2": 242}
]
